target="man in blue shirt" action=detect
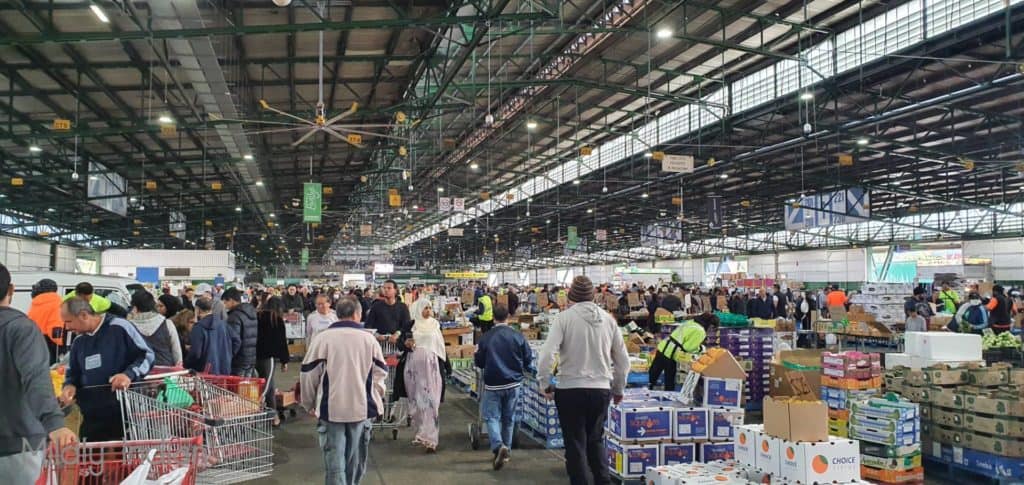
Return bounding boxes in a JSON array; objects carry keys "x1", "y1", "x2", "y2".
[
  {"x1": 60, "y1": 298, "x2": 154, "y2": 442},
  {"x1": 474, "y1": 304, "x2": 534, "y2": 470}
]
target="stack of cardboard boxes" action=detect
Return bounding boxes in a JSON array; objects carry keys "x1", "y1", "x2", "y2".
[
  {"x1": 849, "y1": 397, "x2": 922, "y2": 483},
  {"x1": 848, "y1": 283, "x2": 915, "y2": 324},
  {"x1": 883, "y1": 332, "x2": 1024, "y2": 481},
  {"x1": 735, "y1": 396, "x2": 862, "y2": 483},
  {"x1": 605, "y1": 349, "x2": 747, "y2": 480},
  {"x1": 707, "y1": 328, "x2": 774, "y2": 410},
  {"x1": 519, "y1": 373, "x2": 563, "y2": 449},
  {"x1": 821, "y1": 351, "x2": 882, "y2": 437}
]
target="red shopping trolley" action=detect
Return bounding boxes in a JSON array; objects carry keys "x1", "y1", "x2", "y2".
[{"x1": 38, "y1": 437, "x2": 203, "y2": 485}]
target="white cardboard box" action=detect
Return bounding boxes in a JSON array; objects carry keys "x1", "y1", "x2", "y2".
[
  {"x1": 779, "y1": 436, "x2": 860, "y2": 484},
  {"x1": 904, "y1": 332, "x2": 981, "y2": 361},
  {"x1": 755, "y1": 433, "x2": 782, "y2": 476},
  {"x1": 734, "y1": 425, "x2": 760, "y2": 468}
]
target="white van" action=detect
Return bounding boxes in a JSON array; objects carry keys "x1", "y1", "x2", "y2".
[{"x1": 9, "y1": 272, "x2": 143, "y2": 314}]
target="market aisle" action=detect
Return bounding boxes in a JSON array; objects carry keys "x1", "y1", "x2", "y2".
[{"x1": 253, "y1": 368, "x2": 567, "y2": 485}]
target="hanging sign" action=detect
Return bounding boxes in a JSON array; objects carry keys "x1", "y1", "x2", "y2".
[
  {"x1": 438, "y1": 197, "x2": 451, "y2": 212},
  {"x1": 303, "y1": 182, "x2": 322, "y2": 223},
  {"x1": 346, "y1": 133, "x2": 362, "y2": 145},
  {"x1": 448, "y1": 228, "x2": 464, "y2": 237},
  {"x1": 359, "y1": 224, "x2": 372, "y2": 236},
  {"x1": 52, "y1": 119, "x2": 71, "y2": 131},
  {"x1": 566, "y1": 226, "x2": 579, "y2": 250},
  {"x1": 301, "y1": 247, "x2": 309, "y2": 270},
  {"x1": 160, "y1": 124, "x2": 176, "y2": 138},
  {"x1": 453, "y1": 197, "x2": 465, "y2": 212},
  {"x1": 661, "y1": 154, "x2": 695, "y2": 173},
  {"x1": 708, "y1": 196, "x2": 723, "y2": 229},
  {"x1": 388, "y1": 194, "x2": 402, "y2": 207},
  {"x1": 784, "y1": 187, "x2": 870, "y2": 230},
  {"x1": 595, "y1": 229, "x2": 607, "y2": 241}
]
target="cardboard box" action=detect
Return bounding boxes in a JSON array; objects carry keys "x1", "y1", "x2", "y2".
[
  {"x1": 755, "y1": 433, "x2": 782, "y2": 476},
  {"x1": 763, "y1": 396, "x2": 829, "y2": 442},
  {"x1": 862, "y1": 442, "x2": 922, "y2": 459},
  {"x1": 849, "y1": 423, "x2": 919, "y2": 447},
  {"x1": 674, "y1": 408, "x2": 710, "y2": 441},
  {"x1": 771, "y1": 350, "x2": 823, "y2": 399},
  {"x1": 922, "y1": 387, "x2": 964, "y2": 409},
  {"x1": 779, "y1": 437, "x2": 861, "y2": 484},
  {"x1": 606, "y1": 402, "x2": 675, "y2": 441},
  {"x1": 699, "y1": 442, "x2": 736, "y2": 462},
  {"x1": 969, "y1": 364, "x2": 1011, "y2": 387},
  {"x1": 660, "y1": 442, "x2": 697, "y2": 465},
  {"x1": 930, "y1": 407, "x2": 963, "y2": 428},
  {"x1": 849, "y1": 397, "x2": 919, "y2": 422},
  {"x1": 929, "y1": 424, "x2": 964, "y2": 445},
  {"x1": 606, "y1": 439, "x2": 659, "y2": 478},
  {"x1": 963, "y1": 391, "x2": 1024, "y2": 417},
  {"x1": 704, "y1": 378, "x2": 743, "y2": 408},
  {"x1": 920, "y1": 365, "x2": 971, "y2": 385},
  {"x1": 964, "y1": 414, "x2": 1024, "y2": 438},
  {"x1": 709, "y1": 408, "x2": 745, "y2": 441},
  {"x1": 734, "y1": 424, "x2": 760, "y2": 468},
  {"x1": 859, "y1": 452, "x2": 922, "y2": 471},
  {"x1": 963, "y1": 432, "x2": 1024, "y2": 458},
  {"x1": 859, "y1": 465, "x2": 924, "y2": 483}
]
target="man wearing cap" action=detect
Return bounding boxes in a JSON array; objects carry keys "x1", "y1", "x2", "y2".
[
  {"x1": 537, "y1": 276, "x2": 629, "y2": 485},
  {"x1": 27, "y1": 279, "x2": 64, "y2": 364},
  {"x1": 63, "y1": 282, "x2": 129, "y2": 318}
]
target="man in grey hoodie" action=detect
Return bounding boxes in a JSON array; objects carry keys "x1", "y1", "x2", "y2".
[
  {"x1": 0, "y1": 263, "x2": 77, "y2": 482},
  {"x1": 538, "y1": 275, "x2": 629, "y2": 485}
]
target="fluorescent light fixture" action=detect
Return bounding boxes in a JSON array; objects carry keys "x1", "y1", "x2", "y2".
[
  {"x1": 857, "y1": 137, "x2": 869, "y2": 145},
  {"x1": 255, "y1": 180, "x2": 264, "y2": 187},
  {"x1": 719, "y1": 173, "x2": 729, "y2": 179},
  {"x1": 28, "y1": 145, "x2": 42, "y2": 153},
  {"x1": 572, "y1": 179, "x2": 580, "y2": 185},
  {"x1": 641, "y1": 192, "x2": 649, "y2": 199},
  {"x1": 90, "y1": 4, "x2": 109, "y2": 23},
  {"x1": 235, "y1": 206, "x2": 242, "y2": 212},
  {"x1": 526, "y1": 120, "x2": 538, "y2": 130},
  {"x1": 545, "y1": 219, "x2": 551, "y2": 224},
  {"x1": 89, "y1": 175, "x2": 98, "y2": 180},
  {"x1": 656, "y1": 28, "x2": 673, "y2": 39},
  {"x1": 602, "y1": 185, "x2": 608, "y2": 193},
  {"x1": 243, "y1": 154, "x2": 254, "y2": 161},
  {"x1": 586, "y1": 208, "x2": 593, "y2": 214},
  {"x1": 47, "y1": 207, "x2": 55, "y2": 213},
  {"x1": 270, "y1": 213, "x2": 276, "y2": 218},
  {"x1": 799, "y1": 92, "x2": 814, "y2": 101},
  {"x1": 643, "y1": 151, "x2": 652, "y2": 158},
  {"x1": 412, "y1": 204, "x2": 418, "y2": 210},
  {"x1": 469, "y1": 162, "x2": 479, "y2": 170},
  {"x1": 437, "y1": 187, "x2": 444, "y2": 192},
  {"x1": 157, "y1": 115, "x2": 173, "y2": 124},
  {"x1": 129, "y1": 197, "x2": 138, "y2": 203}
]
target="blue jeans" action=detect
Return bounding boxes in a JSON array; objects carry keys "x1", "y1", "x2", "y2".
[
  {"x1": 481, "y1": 385, "x2": 521, "y2": 453},
  {"x1": 316, "y1": 419, "x2": 372, "y2": 485}
]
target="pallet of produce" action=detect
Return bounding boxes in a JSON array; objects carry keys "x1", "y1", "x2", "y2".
[{"x1": 860, "y1": 465, "x2": 924, "y2": 483}]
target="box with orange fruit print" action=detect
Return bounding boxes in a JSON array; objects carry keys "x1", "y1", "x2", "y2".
[{"x1": 778, "y1": 437, "x2": 861, "y2": 484}]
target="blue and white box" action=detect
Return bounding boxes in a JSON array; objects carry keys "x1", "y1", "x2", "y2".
[
  {"x1": 700, "y1": 442, "x2": 736, "y2": 462},
  {"x1": 709, "y1": 408, "x2": 745, "y2": 441},
  {"x1": 607, "y1": 439, "x2": 660, "y2": 478},
  {"x1": 704, "y1": 377, "x2": 744, "y2": 408},
  {"x1": 607, "y1": 402, "x2": 675, "y2": 441},
  {"x1": 660, "y1": 442, "x2": 697, "y2": 465},
  {"x1": 673, "y1": 407, "x2": 709, "y2": 441}
]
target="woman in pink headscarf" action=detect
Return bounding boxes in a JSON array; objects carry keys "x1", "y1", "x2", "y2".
[{"x1": 401, "y1": 298, "x2": 447, "y2": 452}]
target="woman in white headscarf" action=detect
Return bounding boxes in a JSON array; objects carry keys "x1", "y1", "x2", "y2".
[{"x1": 402, "y1": 298, "x2": 448, "y2": 452}]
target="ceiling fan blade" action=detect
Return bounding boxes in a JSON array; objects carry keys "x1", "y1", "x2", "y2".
[
  {"x1": 291, "y1": 127, "x2": 322, "y2": 147},
  {"x1": 324, "y1": 102, "x2": 359, "y2": 126},
  {"x1": 244, "y1": 127, "x2": 308, "y2": 136},
  {"x1": 329, "y1": 126, "x2": 408, "y2": 142},
  {"x1": 259, "y1": 99, "x2": 317, "y2": 126},
  {"x1": 324, "y1": 127, "x2": 365, "y2": 148}
]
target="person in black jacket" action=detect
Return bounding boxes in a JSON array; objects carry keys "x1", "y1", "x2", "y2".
[
  {"x1": 282, "y1": 285, "x2": 305, "y2": 314},
  {"x1": 222, "y1": 288, "x2": 258, "y2": 377},
  {"x1": 772, "y1": 284, "x2": 789, "y2": 319},
  {"x1": 255, "y1": 296, "x2": 290, "y2": 422},
  {"x1": 747, "y1": 288, "x2": 774, "y2": 319}
]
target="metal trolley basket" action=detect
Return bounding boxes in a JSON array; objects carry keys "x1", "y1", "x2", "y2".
[
  {"x1": 39, "y1": 437, "x2": 203, "y2": 485},
  {"x1": 374, "y1": 339, "x2": 406, "y2": 440},
  {"x1": 118, "y1": 374, "x2": 275, "y2": 484}
]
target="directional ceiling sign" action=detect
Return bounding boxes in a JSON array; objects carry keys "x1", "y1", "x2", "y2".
[{"x1": 785, "y1": 187, "x2": 870, "y2": 230}]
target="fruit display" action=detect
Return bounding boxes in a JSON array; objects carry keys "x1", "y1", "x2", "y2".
[{"x1": 981, "y1": 330, "x2": 1021, "y2": 350}]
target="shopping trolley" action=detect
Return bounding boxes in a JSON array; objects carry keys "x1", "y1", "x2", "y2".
[
  {"x1": 38, "y1": 437, "x2": 203, "y2": 485},
  {"x1": 119, "y1": 373, "x2": 275, "y2": 484},
  {"x1": 468, "y1": 368, "x2": 520, "y2": 451},
  {"x1": 374, "y1": 339, "x2": 404, "y2": 440}
]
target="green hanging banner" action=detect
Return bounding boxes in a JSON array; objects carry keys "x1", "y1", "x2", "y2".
[
  {"x1": 301, "y1": 247, "x2": 309, "y2": 270},
  {"x1": 566, "y1": 226, "x2": 579, "y2": 250},
  {"x1": 303, "y1": 182, "x2": 322, "y2": 223}
]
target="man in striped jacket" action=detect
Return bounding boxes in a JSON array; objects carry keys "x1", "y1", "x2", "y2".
[{"x1": 301, "y1": 296, "x2": 387, "y2": 485}]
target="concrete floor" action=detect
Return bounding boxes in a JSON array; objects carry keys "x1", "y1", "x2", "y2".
[{"x1": 252, "y1": 368, "x2": 569, "y2": 485}]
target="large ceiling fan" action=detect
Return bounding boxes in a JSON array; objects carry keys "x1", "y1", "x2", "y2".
[{"x1": 215, "y1": 2, "x2": 410, "y2": 149}]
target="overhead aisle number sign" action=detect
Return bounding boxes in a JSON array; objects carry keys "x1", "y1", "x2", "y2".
[
  {"x1": 785, "y1": 187, "x2": 870, "y2": 230},
  {"x1": 303, "y1": 182, "x2": 322, "y2": 223}
]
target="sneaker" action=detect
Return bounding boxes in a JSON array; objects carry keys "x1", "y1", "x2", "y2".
[{"x1": 494, "y1": 446, "x2": 509, "y2": 470}]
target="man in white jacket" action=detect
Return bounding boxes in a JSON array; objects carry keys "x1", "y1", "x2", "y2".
[{"x1": 538, "y1": 275, "x2": 629, "y2": 485}]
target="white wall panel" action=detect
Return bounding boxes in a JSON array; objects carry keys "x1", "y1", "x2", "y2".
[
  {"x1": 0, "y1": 236, "x2": 51, "y2": 271},
  {"x1": 100, "y1": 249, "x2": 236, "y2": 280},
  {"x1": 963, "y1": 238, "x2": 1024, "y2": 281},
  {"x1": 54, "y1": 245, "x2": 77, "y2": 273}
]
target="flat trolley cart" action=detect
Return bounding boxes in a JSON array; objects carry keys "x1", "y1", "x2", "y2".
[
  {"x1": 39, "y1": 437, "x2": 203, "y2": 485},
  {"x1": 468, "y1": 368, "x2": 520, "y2": 451},
  {"x1": 119, "y1": 373, "x2": 275, "y2": 484},
  {"x1": 374, "y1": 339, "x2": 404, "y2": 440}
]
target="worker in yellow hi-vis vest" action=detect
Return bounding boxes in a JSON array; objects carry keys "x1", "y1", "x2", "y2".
[
  {"x1": 474, "y1": 292, "x2": 495, "y2": 332},
  {"x1": 648, "y1": 313, "x2": 719, "y2": 391}
]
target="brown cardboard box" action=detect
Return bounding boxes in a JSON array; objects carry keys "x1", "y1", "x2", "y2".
[
  {"x1": 921, "y1": 366, "x2": 970, "y2": 386},
  {"x1": 963, "y1": 392, "x2": 1024, "y2": 417},
  {"x1": 627, "y1": 292, "x2": 641, "y2": 308},
  {"x1": 918, "y1": 403, "x2": 932, "y2": 423},
  {"x1": 963, "y1": 432, "x2": 1024, "y2": 457},
  {"x1": 770, "y1": 350, "x2": 823, "y2": 399},
  {"x1": 930, "y1": 314, "x2": 953, "y2": 331},
  {"x1": 969, "y1": 364, "x2": 1012, "y2": 387},
  {"x1": 459, "y1": 344, "x2": 478, "y2": 358},
  {"x1": 963, "y1": 414, "x2": 1024, "y2": 438},
  {"x1": 763, "y1": 396, "x2": 829, "y2": 442},
  {"x1": 930, "y1": 425, "x2": 964, "y2": 445},
  {"x1": 829, "y1": 305, "x2": 848, "y2": 322},
  {"x1": 930, "y1": 407, "x2": 963, "y2": 428},
  {"x1": 903, "y1": 386, "x2": 929, "y2": 403},
  {"x1": 923, "y1": 387, "x2": 964, "y2": 409},
  {"x1": 1011, "y1": 369, "x2": 1024, "y2": 385}
]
